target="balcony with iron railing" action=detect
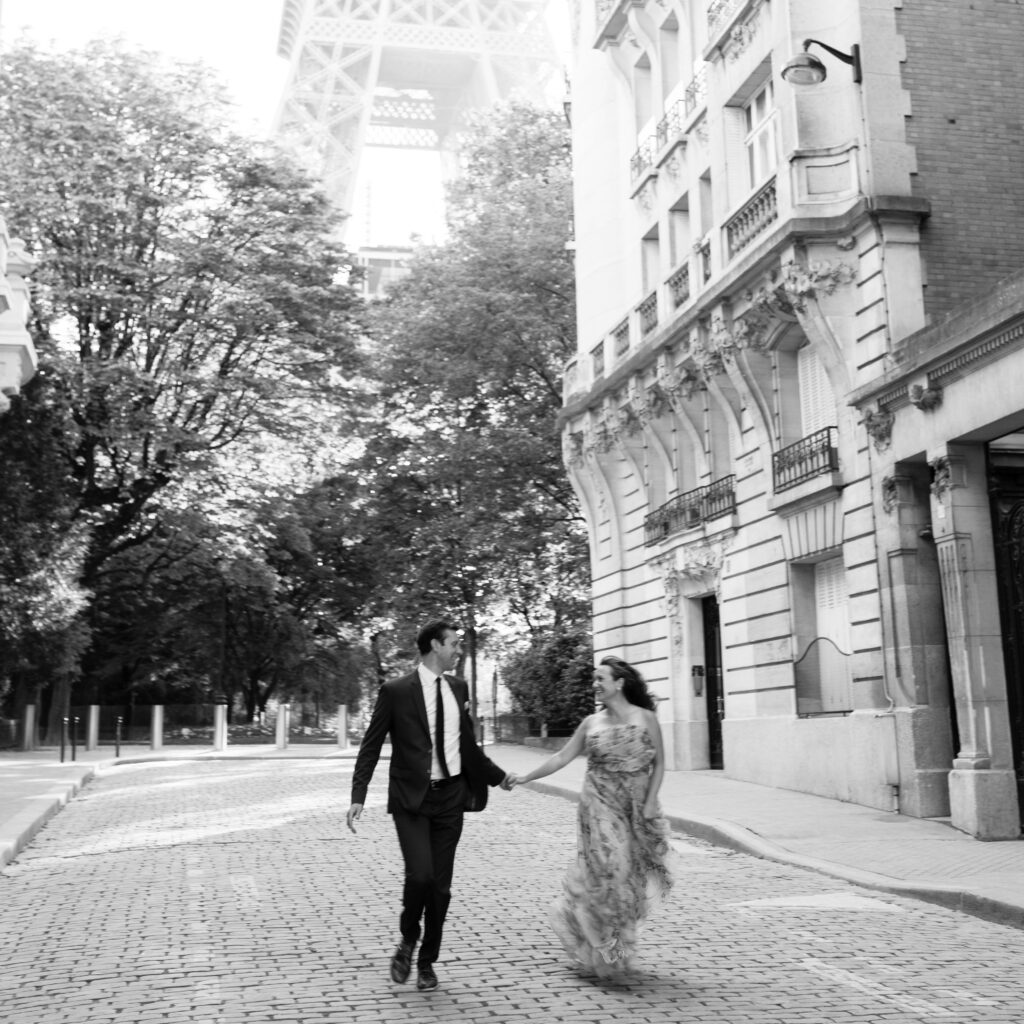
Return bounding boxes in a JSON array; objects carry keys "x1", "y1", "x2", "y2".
[
  {"x1": 772, "y1": 427, "x2": 839, "y2": 492},
  {"x1": 630, "y1": 135, "x2": 657, "y2": 182},
  {"x1": 725, "y1": 176, "x2": 778, "y2": 260},
  {"x1": 707, "y1": 0, "x2": 745, "y2": 38},
  {"x1": 656, "y1": 100, "x2": 685, "y2": 152},
  {"x1": 684, "y1": 66, "x2": 708, "y2": 116},
  {"x1": 644, "y1": 475, "x2": 736, "y2": 545}
]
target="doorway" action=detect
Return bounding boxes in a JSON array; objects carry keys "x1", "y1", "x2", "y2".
[
  {"x1": 988, "y1": 451, "x2": 1024, "y2": 824},
  {"x1": 701, "y1": 594, "x2": 724, "y2": 769}
]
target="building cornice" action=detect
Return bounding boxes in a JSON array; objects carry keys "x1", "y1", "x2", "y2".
[
  {"x1": 559, "y1": 194, "x2": 930, "y2": 426},
  {"x1": 849, "y1": 265, "x2": 1024, "y2": 411}
]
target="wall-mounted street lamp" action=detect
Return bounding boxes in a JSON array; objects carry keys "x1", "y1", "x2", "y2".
[{"x1": 782, "y1": 39, "x2": 862, "y2": 85}]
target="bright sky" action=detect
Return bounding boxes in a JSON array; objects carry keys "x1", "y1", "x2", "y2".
[
  {"x1": 1, "y1": 0, "x2": 288, "y2": 136},
  {"x1": 0, "y1": 0, "x2": 446, "y2": 246},
  {"x1": 0, "y1": 0, "x2": 565, "y2": 248}
]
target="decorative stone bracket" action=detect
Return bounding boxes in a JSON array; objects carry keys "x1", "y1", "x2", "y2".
[
  {"x1": 862, "y1": 407, "x2": 894, "y2": 451},
  {"x1": 909, "y1": 382, "x2": 943, "y2": 411}
]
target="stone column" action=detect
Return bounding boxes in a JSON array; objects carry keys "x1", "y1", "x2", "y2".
[
  {"x1": 875, "y1": 465, "x2": 954, "y2": 818},
  {"x1": 930, "y1": 444, "x2": 1020, "y2": 838},
  {"x1": 336, "y1": 705, "x2": 348, "y2": 749}
]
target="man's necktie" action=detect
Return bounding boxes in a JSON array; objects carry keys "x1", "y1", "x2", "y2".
[{"x1": 435, "y1": 676, "x2": 451, "y2": 778}]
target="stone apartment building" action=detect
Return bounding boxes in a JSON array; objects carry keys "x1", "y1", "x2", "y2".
[{"x1": 562, "y1": 0, "x2": 1024, "y2": 838}]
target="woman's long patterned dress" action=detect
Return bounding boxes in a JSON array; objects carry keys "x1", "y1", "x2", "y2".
[{"x1": 550, "y1": 722, "x2": 673, "y2": 977}]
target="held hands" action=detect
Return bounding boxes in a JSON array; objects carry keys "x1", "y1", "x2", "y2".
[{"x1": 501, "y1": 772, "x2": 523, "y2": 790}]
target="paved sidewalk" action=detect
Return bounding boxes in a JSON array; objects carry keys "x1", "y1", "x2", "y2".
[{"x1": 2, "y1": 740, "x2": 1024, "y2": 929}]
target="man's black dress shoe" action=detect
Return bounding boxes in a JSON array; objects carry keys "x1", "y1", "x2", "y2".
[
  {"x1": 416, "y1": 965, "x2": 438, "y2": 991},
  {"x1": 390, "y1": 940, "x2": 415, "y2": 984}
]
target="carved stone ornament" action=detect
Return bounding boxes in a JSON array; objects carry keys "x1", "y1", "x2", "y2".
[
  {"x1": 666, "y1": 364, "x2": 707, "y2": 400},
  {"x1": 679, "y1": 541, "x2": 726, "y2": 580},
  {"x1": 727, "y1": 21, "x2": 756, "y2": 60},
  {"x1": 862, "y1": 407, "x2": 895, "y2": 451},
  {"x1": 881, "y1": 475, "x2": 899, "y2": 514},
  {"x1": 780, "y1": 258, "x2": 856, "y2": 313},
  {"x1": 645, "y1": 381, "x2": 671, "y2": 421},
  {"x1": 930, "y1": 455, "x2": 953, "y2": 500},
  {"x1": 909, "y1": 382, "x2": 943, "y2": 411},
  {"x1": 637, "y1": 181, "x2": 655, "y2": 211},
  {"x1": 565, "y1": 430, "x2": 587, "y2": 465},
  {"x1": 617, "y1": 399, "x2": 644, "y2": 437},
  {"x1": 663, "y1": 152, "x2": 682, "y2": 180}
]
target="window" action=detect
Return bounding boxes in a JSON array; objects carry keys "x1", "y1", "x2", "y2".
[
  {"x1": 793, "y1": 557, "x2": 853, "y2": 715},
  {"x1": 797, "y1": 344, "x2": 836, "y2": 436},
  {"x1": 744, "y1": 80, "x2": 776, "y2": 187}
]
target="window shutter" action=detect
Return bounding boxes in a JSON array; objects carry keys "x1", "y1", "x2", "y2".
[{"x1": 798, "y1": 345, "x2": 836, "y2": 436}]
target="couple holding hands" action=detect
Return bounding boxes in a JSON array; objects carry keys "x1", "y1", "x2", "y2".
[{"x1": 346, "y1": 620, "x2": 673, "y2": 990}]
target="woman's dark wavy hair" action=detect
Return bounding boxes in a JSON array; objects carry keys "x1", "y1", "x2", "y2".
[{"x1": 599, "y1": 656, "x2": 656, "y2": 710}]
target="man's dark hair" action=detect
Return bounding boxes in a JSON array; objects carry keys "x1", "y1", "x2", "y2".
[{"x1": 417, "y1": 620, "x2": 458, "y2": 656}]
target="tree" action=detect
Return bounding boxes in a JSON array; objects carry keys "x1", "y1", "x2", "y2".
[
  {"x1": 502, "y1": 630, "x2": 595, "y2": 732},
  {"x1": 355, "y1": 101, "x2": 589, "y2": 703},
  {"x1": 0, "y1": 41, "x2": 365, "y2": 737}
]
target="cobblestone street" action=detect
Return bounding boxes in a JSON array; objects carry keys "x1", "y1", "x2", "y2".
[{"x1": 2, "y1": 759, "x2": 1024, "y2": 1023}]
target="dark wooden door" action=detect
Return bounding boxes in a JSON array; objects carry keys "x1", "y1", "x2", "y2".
[
  {"x1": 702, "y1": 594, "x2": 724, "y2": 770},
  {"x1": 989, "y1": 465, "x2": 1024, "y2": 824}
]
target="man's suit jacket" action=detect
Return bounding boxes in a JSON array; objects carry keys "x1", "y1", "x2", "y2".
[{"x1": 351, "y1": 669, "x2": 506, "y2": 814}]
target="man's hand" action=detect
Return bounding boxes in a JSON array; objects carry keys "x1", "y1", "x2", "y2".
[{"x1": 346, "y1": 803, "x2": 363, "y2": 832}]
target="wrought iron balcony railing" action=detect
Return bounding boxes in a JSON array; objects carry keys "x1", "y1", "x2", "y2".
[
  {"x1": 644, "y1": 475, "x2": 736, "y2": 545},
  {"x1": 725, "y1": 176, "x2": 778, "y2": 259},
  {"x1": 708, "y1": 0, "x2": 743, "y2": 36},
  {"x1": 630, "y1": 135, "x2": 656, "y2": 181},
  {"x1": 684, "y1": 66, "x2": 708, "y2": 116},
  {"x1": 656, "y1": 100, "x2": 685, "y2": 151},
  {"x1": 772, "y1": 427, "x2": 839, "y2": 492}
]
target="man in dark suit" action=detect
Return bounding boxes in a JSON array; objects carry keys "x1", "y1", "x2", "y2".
[{"x1": 347, "y1": 620, "x2": 511, "y2": 991}]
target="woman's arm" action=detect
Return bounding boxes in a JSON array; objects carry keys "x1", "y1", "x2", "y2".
[
  {"x1": 517, "y1": 717, "x2": 590, "y2": 784},
  {"x1": 642, "y1": 709, "x2": 665, "y2": 817}
]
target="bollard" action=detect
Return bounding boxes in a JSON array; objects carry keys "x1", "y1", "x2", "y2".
[
  {"x1": 86, "y1": 705, "x2": 100, "y2": 751},
  {"x1": 71, "y1": 716, "x2": 79, "y2": 761},
  {"x1": 151, "y1": 705, "x2": 164, "y2": 751},
  {"x1": 115, "y1": 716, "x2": 122, "y2": 757},
  {"x1": 336, "y1": 705, "x2": 348, "y2": 749},
  {"x1": 60, "y1": 716, "x2": 68, "y2": 763}
]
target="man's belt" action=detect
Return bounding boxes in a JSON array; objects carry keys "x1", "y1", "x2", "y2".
[{"x1": 429, "y1": 774, "x2": 462, "y2": 789}]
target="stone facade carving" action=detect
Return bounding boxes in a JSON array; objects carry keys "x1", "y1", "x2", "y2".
[
  {"x1": 779, "y1": 258, "x2": 856, "y2": 313},
  {"x1": 930, "y1": 455, "x2": 954, "y2": 500},
  {"x1": 909, "y1": 382, "x2": 943, "y2": 410},
  {"x1": 881, "y1": 475, "x2": 899, "y2": 514},
  {"x1": 862, "y1": 407, "x2": 895, "y2": 451}
]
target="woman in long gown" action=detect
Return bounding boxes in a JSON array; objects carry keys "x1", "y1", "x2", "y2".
[{"x1": 514, "y1": 656, "x2": 673, "y2": 978}]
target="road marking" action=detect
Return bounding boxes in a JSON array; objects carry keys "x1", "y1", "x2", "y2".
[
  {"x1": 731, "y1": 891, "x2": 903, "y2": 912},
  {"x1": 803, "y1": 957, "x2": 957, "y2": 1017}
]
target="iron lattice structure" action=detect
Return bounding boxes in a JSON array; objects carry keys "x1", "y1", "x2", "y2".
[{"x1": 275, "y1": 0, "x2": 559, "y2": 221}]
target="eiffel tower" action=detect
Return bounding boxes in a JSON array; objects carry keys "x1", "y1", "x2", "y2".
[{"x1": 275, "y1": 0, "x2": 560, "y2": 237}]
